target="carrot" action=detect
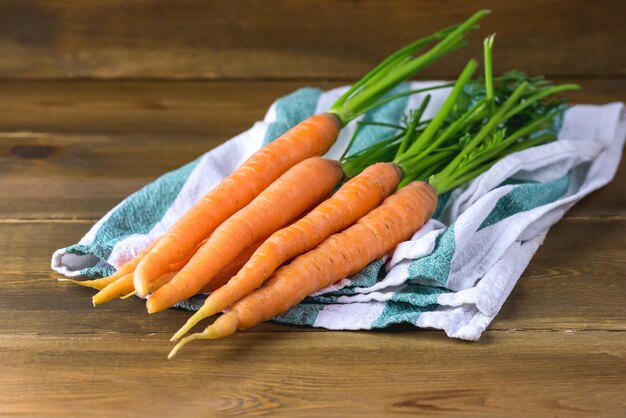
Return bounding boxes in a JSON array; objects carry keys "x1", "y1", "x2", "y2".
[
  {"x1": 146, "y1": 156, "x2": 344, "y2": 314},
  {"x1": 133, "y1": 114, "x2": 341, "y2": 296},
  {"x1": 92, "y1": 273, "x2": 135, "y2": 306},
  {"x1": 64, "y1": 239, "x2": 206, "y2": 305},
  {"x1": 57, "y1": 276, "x2": 120, "y2": 291},
  {"x1": 163, "y1": 238, "x2": 208, "y2": 272},
  {"x1": 171, "y1": 162, "x2": 402, "y2": 340},
  {"x1": 168, "y1": 27, "x2": 579, "y2": 356},
  {"x1": 90, "y1": 237, "x2": 261, "y2": 306},
  {"x1": 145, "y1": 272, "x2": 177, "y2": 294},
  {"x1": 57, "y1": 239, "x2": 159, "y2": 291},
  {"x1": 133, "y1": 12, "x2": 486, "y2": 297},
  {"x1": 148, "y1": 240, "x2": 264, "y2": 294},
  {"x1": 168, "y1": 182, "x2": 437, "y2": 356}
]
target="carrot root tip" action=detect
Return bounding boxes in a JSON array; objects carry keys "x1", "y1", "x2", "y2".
[
  {"x1": 167, "y1": 331, "x2": 210, "y2": 359},
  {"x1": 170, "y1": 304, "x2": 215, "y2": 342},
  {"x1": 135, "y1": 285, "x2": 149, "y2": 298},
  {"x1": 146, "y1": 298, "x2": 161, "y2": 314},
  {"x1": 120, "y1": 290, "x2": 137, "y2": 300},
  {"x1": 58, "y1": 278, "x2": 100, "y2": 290}
]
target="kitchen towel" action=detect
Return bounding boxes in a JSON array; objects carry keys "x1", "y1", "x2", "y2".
[{"x1": 51, "y1": 82, "x2": 626, "y2": 340}]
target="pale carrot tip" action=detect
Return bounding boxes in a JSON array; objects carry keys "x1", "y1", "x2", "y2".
[
  {"x1": 135, "y1": 285, "x2": 149, "y2": 298},
  {"x1": 146, "y1": 299, "x2": 161, "y2": 314},
  {"x1": 91, "y1": 298, "x2": 97, "y2": 308},
  {"x1": 167, "y1": 331, "x2": 210, "y2": 359},
  {"x1": 120, "y1": 290, "x2": 137, "y2": 300},
  {"x1": 170, "y1": 305, "x2": 214, "y2": 342},
  {"x1": 58, "y1": 278, "x2": 97, "y2": 289}
]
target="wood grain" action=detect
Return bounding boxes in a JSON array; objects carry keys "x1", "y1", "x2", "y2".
[
  {"x1": 0, "y1": 0, "x2": 623, "y2": 80},
  {"x1": 0, "y1": 80, "x2": 624, "y2": 219},
  {"x1": 1, "y1": 217, "x2": 624, "y2": 336},
  {"x1": 0, "y1": 1, "x2": 624, "y2": 413},
  {"x1": 0, "y1": 79, "x2": 622, "y2": 135},
  {"x1": 0, "y1": 332, "x2": 624, "y2": 417}
]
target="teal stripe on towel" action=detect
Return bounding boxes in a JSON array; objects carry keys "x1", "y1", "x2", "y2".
[
  {"x1": 479, "y1": 174, "x2": 570, "y2": 230},
  {"x1": 408, "y1": 225, "x2": 456, "y2": 287}
]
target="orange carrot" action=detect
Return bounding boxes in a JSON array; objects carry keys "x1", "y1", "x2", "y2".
[
  {"x1": 57, "y1": 276, "x2": 120, "y2": 291},
  {"x1": 92, "y1": 273, "x2": 135, "y2": 306},
  {"x1": 90, "y1": 238, "x2": 258, "y2": 306},
  {"x1": 134, "y1": 114, "x2": 340, "y2": 296},
  {"x1": 164, "y1": 238, "x2": 208, "y2": 272},
  {"x1": 64, "y1": 238, "x2": 208, "y2": 300},
  {"x1": 148, "y1": 240, "x2": 264, "y2": 294},
  {"x1": 145, "y1": 272, "x2": 177, "y2": 294},
  {"x1": 147, "y1": 156, "x2": 344, "y2": 314},
  {"x1": 171, "y1": 162, "x2": 402, "y2": 340},
  {"x1": 134, "y1": 12, "x2": 487, "y2": 297},
  {"x1": 201, "y1": 240, "x2": 266, "y2": 293},
  {"x1": 168, "y1": 181, "x2": 437, "y2": 356}
]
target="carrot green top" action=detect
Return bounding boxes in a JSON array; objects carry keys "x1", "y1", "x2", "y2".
[
  {"x1": 340, "y1": 35, "x2": 580, "y2": 194},
  {"x1": 327, "y1": 9, "x2": 490, "y2": 127}
]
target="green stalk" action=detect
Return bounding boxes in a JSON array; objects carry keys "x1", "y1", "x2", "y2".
[
  {"x1": 329, "y1": 9, "x2": 490, "y2": 125},
  {"x1": 400, "y1": 147, "x2": 459, "y2": 186},
  {"x1": 398, "y1": 59, "x2": 478, "y2": 159},
  {"x1": 483, "y1": 34, "x2": 495, "y2": 115},
  {"x1": 397, "y1": 101, "x2": 487, "y2": 172},
  {"x1": 435, "y1": 133, "x2": 557, "y2": 193},
  {"x1": 356, "y1": 121, "x2": 405, "y2": 130},
  {"x1": 332, "y1": 25, "x2": 459, "y2": 110},
  {"x1": 474, "y1": 110, "x2": 560, "y2": 163},
  {"x1": 395, "y1": 95, "x2": 431, "y2": 158},
  {"x1": 435, "y1": 80, "x2": 529, "y2": 182},
  {"x1": 503, "y1": 84, "x2": 580, "y2": 120},
  {"x1": 357, "y1": 82, "x2": 455, "y2": 116},
  {"x1": 444, "y1": 114, "x2": 555, "y2": 185}
]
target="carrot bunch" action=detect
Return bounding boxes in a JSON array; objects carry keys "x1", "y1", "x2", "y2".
[
  {"x1": 62, "y1": 13, "x2": 485, "y2": 300},
  {"x1": 59, "y1": 10, "x2": 576, "y2": 358},
  {"x1": 165, "y1": 36, "x2": 578, "y2": 356}
]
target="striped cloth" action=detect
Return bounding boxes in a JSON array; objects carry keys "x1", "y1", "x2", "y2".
[{"x1": 51, "y1": 82, "x2": 626, "y2": 340}]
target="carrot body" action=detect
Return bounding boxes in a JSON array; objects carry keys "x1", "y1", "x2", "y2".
[
  {"x1": 200, "y1": 240, "x2": 264, "y2": 293},
  {"x1": 147, "y1": 157, "x2": 344, "y2": 314},
  {"x1": 92, "y1": 273, "x2": 135, "y2": 306},
  {"x1": 81, "y1": 238, "x2": 209, "y2": 305},
  {"x1": 148, "y1": 240, "x2": 264, "y2": 294},
  {"x1": 169, "y1": 181, "x2": 436, "y2": 351},
  {"x1": 90, "y1": 238, "x2": 261, "y2": 306},
  {"x1": 165, "y1": 238, "x2": 208, "y2": 272},
  {"x1": 134, "y1": 114, "x2": 341, "y2": 296},
  {"x1": 171, "y1": 163, "x2": 402, "y2": 339}
]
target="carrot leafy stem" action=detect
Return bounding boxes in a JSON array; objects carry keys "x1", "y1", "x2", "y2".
[
  {"x1": 328, "y1": 10, "x2": 490, "y2": 126},
  {"x1": 340, "y1": 36, "x2": 580, "y2": 193}
]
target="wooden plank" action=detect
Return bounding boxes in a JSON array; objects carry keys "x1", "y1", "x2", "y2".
[
  {"x1": 0, "y1": 80, "x2": 621, "y2": 135},
  {"x1": 0, "y1": 1, "x2": 623, "y2": 80},
  {"x1": 0, "y1": 331, "x2": 624, "y2": 417},
  {"x1": 2, "y1": 132, "x2": 624, "y2": 220},
  {"x1": 495, "y1": 218, "x2": 626, "y2": 330},
  {"x1": 1, "y1": 217, "x2": 624, "y2": 336},
  {"x1": 0, "y1": 80, "x2": 623, "y2": 219}
]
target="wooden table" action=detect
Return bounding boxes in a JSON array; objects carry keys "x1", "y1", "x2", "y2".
[{"x1": 1, "y1": 1, "x2": 625, "y2": 417}]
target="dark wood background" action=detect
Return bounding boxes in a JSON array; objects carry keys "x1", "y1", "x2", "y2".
[
  {"x1": 1, "y1": 1, "x2": 624, "y2": 417},
  {"x1": 0, "y1": 0, "x2": 624, "y2": 80}
]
